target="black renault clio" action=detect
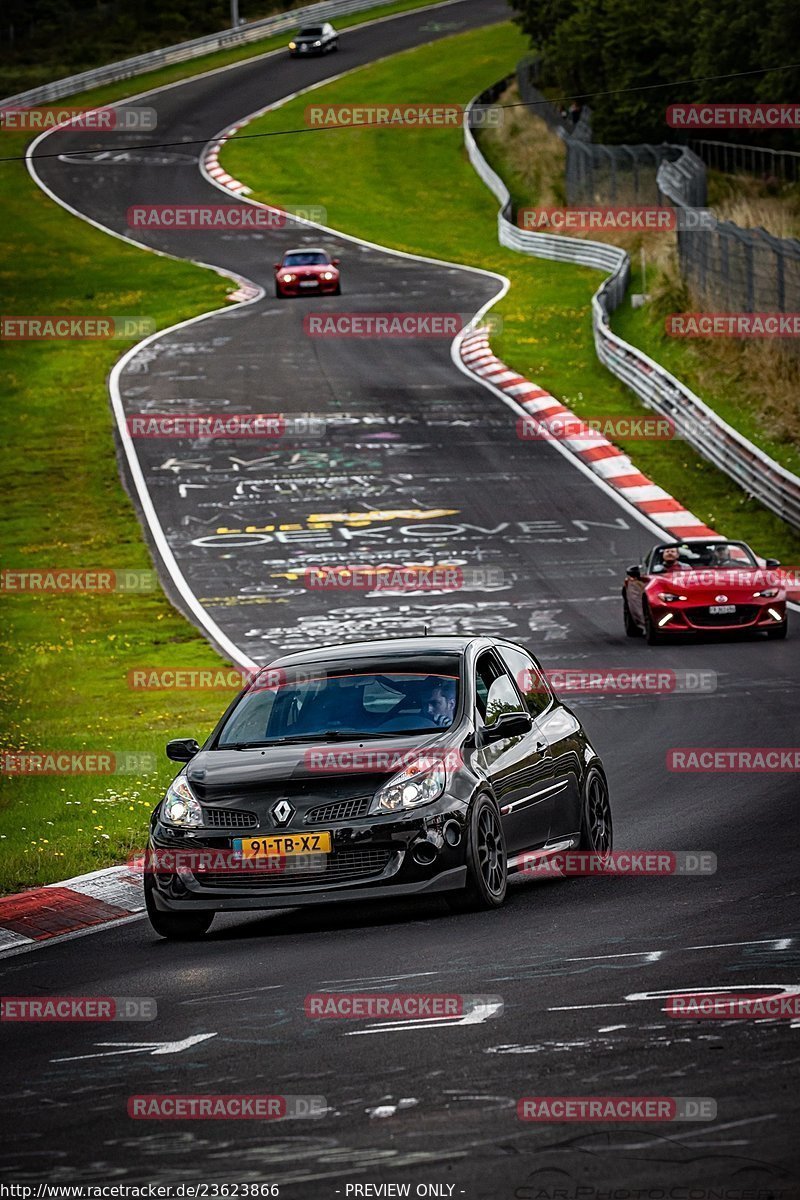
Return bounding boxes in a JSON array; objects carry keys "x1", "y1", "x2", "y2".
[{"x1": 145, "y1": 636, "x2": 613, "y2": 939}]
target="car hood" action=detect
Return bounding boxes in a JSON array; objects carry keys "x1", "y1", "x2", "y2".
[
  {"x1": 645, "y1": 569, "x2": 783, "y2": 598},
  {"x1": 185, "y1": 729, "x2": 460, "y2": 809}
]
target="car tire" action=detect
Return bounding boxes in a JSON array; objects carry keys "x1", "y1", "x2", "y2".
[
  {"x1": 766, "y1": 619, "x2": 788, "y2": 639},
  {"x1": 275, "y1": 287, "x2": 284, "y2": 299},
  {"x1": 333, "y1": 283, "x2": 341, "y2": 296},
  {"x1": 447, "y1": 794, "x2": 507, "y2": 912},
  {"x1": 144, "y1": 875, "x2": 214, "y2": 940},
  {"x1": 643, "y1": 600, "x2": 662, "y2": 645},
  {"x1": 577, "y1": 766, "x2": 613, "y2": 854},
  {"x1": 623, "y1": 594, "x2": 642, "y2": 637}
]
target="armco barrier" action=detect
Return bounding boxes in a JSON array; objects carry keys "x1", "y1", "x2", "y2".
[
  {"x1": 465, "y1": 83, "x2": 800, "y2": 531},
  {"x1": 2, "y1": 0, "x2": 404, "y2": 108}
]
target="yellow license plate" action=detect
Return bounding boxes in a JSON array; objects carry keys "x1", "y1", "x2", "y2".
[{"x1": 236, "y1": 832, "x2": 332, "y2": 858}]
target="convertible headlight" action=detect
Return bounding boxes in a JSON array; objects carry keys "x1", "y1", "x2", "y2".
[
  {"x1": 288, "y1": 41, "x2": 296, "y2": 48},
  {"x1": 657, "y1": 592, "x2": 687, "y2": 602},
  {"x1": 161, "y1": 776, "x2": 203, "y2": 827},
  {"x1": 321, "y1": 271, "x2": 335, "y2": 280},
  {"x1": 754, "y1": 588, "x2": 779, "y2": 598},
  {"x1": 281, "y1": 273, "x2": 296, "y2": 282},
  {"x1": 370, "y1": 759, "x2": 446, "y2": 814},
  {"x1": 313, "y1": 39, "x2": 322, "y2": 45}
]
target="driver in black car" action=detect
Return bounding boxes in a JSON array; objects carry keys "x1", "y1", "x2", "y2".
[{"x1": 425, "y1": 679, "x2": 456, "y2": 728}]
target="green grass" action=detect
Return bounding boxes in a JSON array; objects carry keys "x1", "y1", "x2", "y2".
[
  {"x1": 0, "y1": 124, "x2": 241, "y2": 892},
  {"x1": 611, "y1": 269, "x2": 800, "y2": 479},
  {"x1": 221, "y1": 22, "x2": 800, "y2": 565}
]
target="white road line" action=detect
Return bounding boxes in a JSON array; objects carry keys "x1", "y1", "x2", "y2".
[{"x1": 52, "y1": 1032, "x2": 217, "y2": 1062}]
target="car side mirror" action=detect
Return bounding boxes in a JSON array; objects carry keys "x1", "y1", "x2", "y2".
[
  {"x1": 479, "y1": 711, "x2": 533, "y2": 745},
  {"x1": 332, "y1": 258, "x2": 340, "y2": 266},
  {"x1": 166, "y1": 738, "x2": 200, "y2": 763},
  {"x1": 765, "y1": 558, "x2": 780, "y2": 568},
  {"x1": 627, "y1": 565, "x2": 641, "y2": 579},
  {"x1": 273, "y1": 263, "x2": 280, "y2": 269}
]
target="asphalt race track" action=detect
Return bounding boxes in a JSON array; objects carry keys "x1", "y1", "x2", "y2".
[{"x1": 4, "y1": 0, "x2": 800, "y2": 1193}]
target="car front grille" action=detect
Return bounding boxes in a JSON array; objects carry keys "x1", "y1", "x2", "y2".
[
  {"x1": 202, "y1": 806, "x2": 258, "y2": 829},
  {"x1": 305, "y1": 796, "x2": 371, "y2": 824},
  {"x1": 686, "y1": 605, "x2": 759, "y2": 627},
  {"x1": 194, "y1": 848, "x2": 394, "y2": 890}
]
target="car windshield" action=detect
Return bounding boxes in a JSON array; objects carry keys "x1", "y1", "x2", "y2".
[
  {"x1": 282, "y1": 252, "x2": 329, "y2": 266},
  {"x1": 216, "y1": 657, "x2": 461, "y2": 747},
  {"x1": 298, "y1": 28, "x2": 323, "y2": 36},
  {"x1": 650, "y1": 540, "x2": 758, "y2": 572}
]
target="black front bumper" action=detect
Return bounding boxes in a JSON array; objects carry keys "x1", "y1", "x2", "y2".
[
  {"x1": 146, "y1": 806, "x2": 469, "y2": 912},
  {"x1": 147, "y1": 865, "x2": 466, "y2": 912}
]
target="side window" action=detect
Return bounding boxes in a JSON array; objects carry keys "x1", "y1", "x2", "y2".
[
  {"x1": 497, "y1": 645, "x2": 552, "y2": 718},
  {"x1": 474, "y1": 652, "x2": 524, "y2": 726},
  {"x1": 474, "y1": 653, "x2": 494, "y2": 721}
]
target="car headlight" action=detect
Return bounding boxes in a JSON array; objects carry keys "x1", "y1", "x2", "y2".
[
  {"x1": 370, "y1": 759, "x2": 446, "y2": 814},
  {"x1": 280, "y1": 273, "x2": 296, "y2": 282},
  {"x1": 313, "y1": 39, "x2": 321, "y2": 45},
  {"x1": 161, "y1": 776, "x2": 203, "y2": 827},
  {"x1": 657, "y1": 592, "x2": 687, "y2": 602},
  {"x1": 321, "y1": 271, "x2": 335, "y2": 280},
  {"x1": 754, "y1": 588, "x2": 779, "y2": 598},
  {"x1": 288, "y1": 41, "x2": 296, "y2": 49}
]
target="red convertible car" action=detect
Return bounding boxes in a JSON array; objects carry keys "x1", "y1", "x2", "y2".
[
  {"x1": 274, "y1": 248, "x2": 340, "y2": 298},
  {"x1": 623, "y1": 538, "x2": 788, "y2": 643}
]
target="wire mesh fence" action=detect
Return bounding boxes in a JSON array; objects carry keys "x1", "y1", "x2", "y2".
[
  {"x1": 690, "y1": 139, "x2": 800, "y2": 184},
  {"x1": 515, "y1": 57, "x2": 800, "y2": 345},
  {"x1": 658, "y1": 153, "x2": 800, "y2": 320},
  {"x1": 516, "y1": 58, "x2": 680, "y2": 206}
]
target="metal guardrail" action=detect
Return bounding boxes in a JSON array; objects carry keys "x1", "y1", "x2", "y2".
[
  {"x1": 690, "y1": 138, "x2": 800, "y2": 184},
  {"x1": 464, "y1": 84, "x2": 800, "y2": 531},
  {"x1": 1, "y1": 0, "x2": 396, "y2": 107}
]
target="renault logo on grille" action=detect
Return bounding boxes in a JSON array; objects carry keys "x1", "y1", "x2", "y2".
[{"x1": 271, "y1": 799, "x2": 294, "y2": 826}]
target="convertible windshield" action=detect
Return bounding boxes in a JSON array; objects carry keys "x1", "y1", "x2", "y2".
[
  {"x1": 282, "y1": 251, "x2": 329, "y2": 266},
  {"x1": 216, "y1": 657, "x2": 461, "y2": 747},
  {"x1": 651, "y1": 540, "x2": 758, "y2": 572},
  {"x1": 298, "y1": 27, "x2": 323, "y2": 36}
]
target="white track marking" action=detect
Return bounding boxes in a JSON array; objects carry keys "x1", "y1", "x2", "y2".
[{"x1": 52, "y1": 1031, "x2": 217, "y2": 1062}]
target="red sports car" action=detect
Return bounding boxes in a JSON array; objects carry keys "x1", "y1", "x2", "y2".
[
  {"x1": 274, "y1": 248, "x2": 340, "y2": 298},
  {"x1": 623, "y1": 538, "x2": 788, "y2": 643}
]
